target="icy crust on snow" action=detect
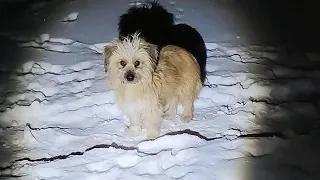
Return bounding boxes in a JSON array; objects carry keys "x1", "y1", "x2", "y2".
[
  {"x1": 1, "y1": 42, "x2": 320, "y2": 179},
  {"x1": 2, "y1": 136, "x2": 286, "y2": 180}
]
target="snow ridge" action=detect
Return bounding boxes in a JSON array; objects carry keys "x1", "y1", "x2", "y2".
[{"x1": 1, "y1": 40, "x2": 320, "y2": 180}]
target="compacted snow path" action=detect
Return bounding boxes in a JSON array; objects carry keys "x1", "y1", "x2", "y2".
[{"x1": 1, "y1": 36, "x2": 320, "y2": 179}]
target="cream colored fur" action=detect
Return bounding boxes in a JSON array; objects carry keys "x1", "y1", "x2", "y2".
[{"x1": 104, "y1": 33, "x2": 202, "y2": 140}]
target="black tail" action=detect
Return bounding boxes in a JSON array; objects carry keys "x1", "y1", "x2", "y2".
[{"x1": 118, "y1": 0, "x2": 174, "y2": 46}]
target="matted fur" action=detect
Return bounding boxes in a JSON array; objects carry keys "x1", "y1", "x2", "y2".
[{"x1": 104, "y1": 34, "x2": 202, "y2": 140}]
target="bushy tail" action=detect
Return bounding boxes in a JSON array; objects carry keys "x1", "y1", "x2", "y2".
[{"x1": 118, "y1": 0, "x2": 174, "y2": 46}]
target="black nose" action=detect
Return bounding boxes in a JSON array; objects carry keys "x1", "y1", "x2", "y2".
[{"x1": 125, "y1": 71, "x2": 135, "y2": 81}]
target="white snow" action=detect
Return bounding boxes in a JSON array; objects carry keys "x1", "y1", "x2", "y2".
[
  {"x1": 169, "y1": 1, "x2": 176, "y2": 6},
  {"x1": 0, "y1": 0, "x2": 320, "y2": 180},
  {"x1": 63, "y1": 12, "x2": 79, "y2": 22},
  {"x1": 1, "y1": 40, "x2": 319, "y2": 179},
  {"x1": 35, "y1": 33, "x2": 50, "y2": 44}
]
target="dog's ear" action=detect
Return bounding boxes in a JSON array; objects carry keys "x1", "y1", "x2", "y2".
[
  {"x1": 146, "y1": 43, "x2": 159, "y2": 67},
  {"x1": 103, "y1": 43, "x2": 117, "y2": 72}
]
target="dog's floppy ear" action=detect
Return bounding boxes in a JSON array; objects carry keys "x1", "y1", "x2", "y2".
[
  {"x1": 103, "y1": 43, "x2": 117, "y2": 72},
  {"x1": 146, "y1": 43, "x2": 159, "y2": 67}
]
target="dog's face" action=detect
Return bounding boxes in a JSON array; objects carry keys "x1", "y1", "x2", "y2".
[{"x1": 104, "y1": 33, "x2": 158, "y2": 86}]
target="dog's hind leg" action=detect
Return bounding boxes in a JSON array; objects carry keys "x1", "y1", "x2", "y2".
[
  {"x1": 180, "y1": 98, "x2": 194, "y2": 123},
  {"x1": 180, "y1": 82, "x2": 201, "y2": 123},
  {"x1": 164, "y1": 97, "x2": 178, "y2": 119}
]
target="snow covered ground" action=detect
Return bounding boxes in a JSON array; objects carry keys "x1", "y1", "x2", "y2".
[{"x1": 1, "y1": 0, "x2": 320, "y2": 180}]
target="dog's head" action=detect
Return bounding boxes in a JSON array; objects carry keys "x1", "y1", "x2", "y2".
[{"x1": 104, "y1": 33, "x2": 158, "y2": 86}]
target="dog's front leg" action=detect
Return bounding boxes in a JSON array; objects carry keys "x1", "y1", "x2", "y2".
[
  {"x1": 145, "y1": 108, "x2": 164, "y2": 140},
  {"x1": 126, "y1": 114, "x2": 141, "y2": 137}
]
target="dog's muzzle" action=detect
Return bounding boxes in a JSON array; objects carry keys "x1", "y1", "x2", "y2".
[{"x1": 124, "y1": 70, "x2": 135, "y2": 82}]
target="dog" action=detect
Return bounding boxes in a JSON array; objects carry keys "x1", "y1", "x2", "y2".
[
  {"x1": 104, "y1": 33, "x2": 202, "y2": 140},
  {"x1": 117, "y1": 1, "x2": 207, "y2": 84}
]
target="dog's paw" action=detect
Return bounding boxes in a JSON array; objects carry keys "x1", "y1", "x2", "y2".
[
  {"x1": 146, "y1": 129, "x2": 160, "y2": 140},
  {"x1": 181, "y1": 114, "x2": 193, "y2": 123},
  {"x1": 126, "y1": 126, "x2": 141, "y2": 137}
]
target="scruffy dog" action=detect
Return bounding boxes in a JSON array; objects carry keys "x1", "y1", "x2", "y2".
[
  {"x1": 118, "y1": 0, "x2": 207, "y2": 84},
  {"x1": 104, "y1": 33, "x2": 202, "y2": 139}
]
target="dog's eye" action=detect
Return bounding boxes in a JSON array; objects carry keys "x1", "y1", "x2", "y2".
[
  {"x1": 120, "y1": 60, "x2": 127, "y2": 67},
  {"x1": 134, "y1": 61, "x2": 140, "y2": 67}
]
